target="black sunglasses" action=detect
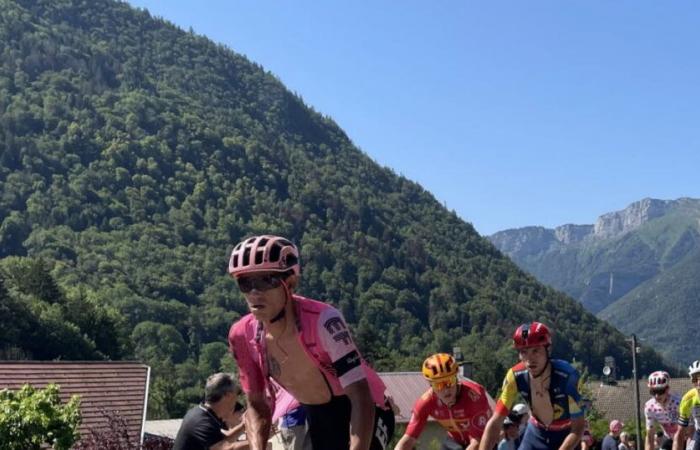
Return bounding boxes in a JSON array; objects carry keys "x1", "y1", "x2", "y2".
[
  {"x1": 237, "y1": 274, "x2": 285, "y2": 293},
  {"x1": 650, "y1": 387, "x2": 667, "y2": 396}
]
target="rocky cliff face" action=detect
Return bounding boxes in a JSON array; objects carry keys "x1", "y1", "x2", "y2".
[
  {"x1": 488, "y1": 197, "x2": 700, "y2": 363},
  {"x1": 593, "y1": 198, "x2": 672, "y2": 239},
  {"x1": 492, "y1": 199, "x2": 700, "y2": 254},
  {"x1": 554, "y1": 224, "x2": 594, "y2": 244},
  {"x1": 489, "y1": 226, "x2": 557, "y2": 259}
]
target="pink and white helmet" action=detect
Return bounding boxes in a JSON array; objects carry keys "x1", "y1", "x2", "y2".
[
  {"x1": 228, "y1": 235, "x2": 300, "y2": 278},
  {"x1": 647, "y1": 371, "x2": 670, "y2": 389}
]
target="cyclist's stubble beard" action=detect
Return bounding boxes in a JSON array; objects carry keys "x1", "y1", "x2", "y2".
[{"x1": 436, "y1": 384, "x2": 458, "y2": 407}]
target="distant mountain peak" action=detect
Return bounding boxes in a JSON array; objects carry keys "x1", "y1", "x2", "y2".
[{"x1": 593, "y1": 198, "x2": 673, "y2": 239}]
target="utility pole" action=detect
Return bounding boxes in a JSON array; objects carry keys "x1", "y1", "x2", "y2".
[{"x1": 631, "y1": 334, "x2": 642, "y2": 450}]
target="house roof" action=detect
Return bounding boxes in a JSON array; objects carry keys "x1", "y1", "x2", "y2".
[
  {"x1": 378, "y1": 372, "x2": 495, "y2": 423},
  {"x1": 0, "y1": 361, "x2": 150, "y2": 445},
  {"x1": 144, "y1": 419, "x2": 182, "y2": 439},
  {"x1": 586, "y1": 378, "x2": 695, "y2": 423}
]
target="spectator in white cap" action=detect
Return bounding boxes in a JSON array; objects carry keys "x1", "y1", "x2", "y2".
[
  {"x1": 498, "y1": 417, "x2": 519, "y2": 450},
  {"x1": 619, "y1": 431, "x2": 632, "y2": 450}
]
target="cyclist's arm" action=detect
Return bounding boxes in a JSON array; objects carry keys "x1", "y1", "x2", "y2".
[
  {"x1": 480, "y1": 369, "x2": 517, "y2": 450},
  {"x1": 244, "y1": 391, "x2": 271, "y2": 450},
  {"x1": 229, "y1": 324, "x2": 270, "y2": 450},
  {"x1": 394, "y1": 434, "x2": 417, "y2": 450},
  {"x1": 672, "y1": 426, "x2": 689, "y2": 450},
  {"x1": 467, "y1": 437, "x2": 480, "y2": 450},
  {"x1": 644, "y1": 427, "x2": 656, "y2": 450},
  {"x1": 643, "y1": 404, "x2": 657, "y2": 450},
  {"x1": 674, "y1": 392, "x2": 693, "y2": 450},
  {"x1": 558, "y1": 415, "x2": 584, "y2": 450},
  {"x1": 346, "y1": 378, "x2": 375, "y2": 450},
  {"x1": 211, "y1": 437, "x2": 250, "y2": 450},
  {"x1": 395, "y1": 393, "x2": 432, "y2": 450},
  {"x1": 478, "y1": 412, "x2": 506, "y2": 450},
  {"x1": 318, "y1": 308, "x2": 377, "y2": 450}
]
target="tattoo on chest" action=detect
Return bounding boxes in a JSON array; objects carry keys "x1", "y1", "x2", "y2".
[{"x1": 269, "y1": 355, "x2": 282, "y2": 378}]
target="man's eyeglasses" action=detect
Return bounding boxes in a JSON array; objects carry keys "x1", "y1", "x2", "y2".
[
  {"x1": 237, "y1": 274, "x2": 285, "y2": 293},
  {"x1": 430, "y1": 378, "x2": 457, "y2": 392}
]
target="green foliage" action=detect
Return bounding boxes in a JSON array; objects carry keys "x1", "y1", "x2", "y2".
[
  {"x1": 0, "y1": 384, "x2": 81, "y2": 450},
  {"x1": 0, "y1": 257, "x2": 126, "y2": 360},
  {"x1": 0, "y1": 0, "x2": 672, "y2": 420}
]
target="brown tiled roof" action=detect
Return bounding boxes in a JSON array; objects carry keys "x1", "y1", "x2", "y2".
[
  {"x1": 586, "y1": 378, "x2": 695, "y2": 423},
  {"x1": 0, "y1": 361, "x2": 150, "y2": 445},
  {"x1": 378, "y1": 372, "x2": 430, "y2": 423},
  {"x1": 378, "y1": 372, "x2": 495, "y2": 423}
]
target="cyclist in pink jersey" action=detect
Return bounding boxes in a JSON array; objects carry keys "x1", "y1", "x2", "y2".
[
  {"x1": 227, "y1": 235, "x2": 395, "y2": 450},
  {"x1": 644, "y1": 371, "x2": 680, "y2": 450}
]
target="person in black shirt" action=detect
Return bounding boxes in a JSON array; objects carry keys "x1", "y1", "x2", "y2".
[{"x1": 174, "y1": 373, "x2": 248, "y2": 450}]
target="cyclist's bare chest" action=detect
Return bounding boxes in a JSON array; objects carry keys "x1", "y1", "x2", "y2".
[{"x1": 265, "y1": 332, "x2": 331, "y2": 404}]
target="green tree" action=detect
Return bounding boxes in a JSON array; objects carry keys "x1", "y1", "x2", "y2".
[{"x1": 0, "y1": 384, "x2": 81, "y2": 450}]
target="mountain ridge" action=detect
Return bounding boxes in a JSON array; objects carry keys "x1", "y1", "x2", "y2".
[{"x1": 489, "y1": 197, "x2": 700, "y2": 362}]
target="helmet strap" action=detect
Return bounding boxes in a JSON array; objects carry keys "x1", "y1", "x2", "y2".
[{"x1": 270, "y1": 278, "x2": 292, "y2": 324}]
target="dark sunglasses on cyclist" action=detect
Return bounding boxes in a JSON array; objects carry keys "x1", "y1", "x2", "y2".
[
  {"x1": 430, "y1": 377, "x2": 457, "y2": 392},
  {"x1": 237, "y1": 274, "x2": 285, "y2": 293},
  {"x1": 650, "y1": 387, "x2": 667, "y2": 396}
]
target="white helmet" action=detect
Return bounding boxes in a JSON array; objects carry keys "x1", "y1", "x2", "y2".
[
  {"x1": 647, "y1": 371, "x2": 670, "y2": 389},
  {"x1": 689, "y1": 361, "x2": 700, "y2": 377},
  {"x1": 512, "y1": 403, "x2": 529, "y2": 416}
]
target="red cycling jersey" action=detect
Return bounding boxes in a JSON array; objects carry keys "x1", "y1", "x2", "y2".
[{"x1": 405, "y1": 380, "x2": 493, "y2": 446}]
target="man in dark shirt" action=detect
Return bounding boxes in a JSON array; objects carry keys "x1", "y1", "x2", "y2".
[
  {"x1": 174, "y1": 373, "x2": 247, "y2": 450},
  {"x1": 601, "y1": 420, "x2": 623, "y2": 450}
]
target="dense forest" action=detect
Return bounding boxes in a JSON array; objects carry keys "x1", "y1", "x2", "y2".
[{"x1": 0, "y1": 0, "x2": 671, "y2": 418}]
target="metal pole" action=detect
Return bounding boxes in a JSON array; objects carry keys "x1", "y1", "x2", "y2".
[{"x1": 631, "y1": 334, "x2": 642, "y2": 450}]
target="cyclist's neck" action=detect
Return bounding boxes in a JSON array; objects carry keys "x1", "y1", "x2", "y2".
[
  {"x1": 531, "y1": 358, "x2": 551, "y2": 380},
  {"x1": 264, "y1": 294, "x2": 296, "y2": 336}
]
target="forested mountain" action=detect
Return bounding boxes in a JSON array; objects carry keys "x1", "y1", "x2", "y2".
[
  {"x1": 0, "y1": 0, "x2": 669, "y2": 419},
  {"x1": 490, "y1": 198, "x2": 700, "y2": 363}
]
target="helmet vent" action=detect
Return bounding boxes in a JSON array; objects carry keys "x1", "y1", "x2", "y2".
[
  {"x1": 254, "y1": 249, "x2": 264, "y2": 264},
  {"x1": 269, "y1": 243, "x2": 282, "y2": 263},
  {"x1": 242, "y1": 248, "x2": 251, "y2": 266}
]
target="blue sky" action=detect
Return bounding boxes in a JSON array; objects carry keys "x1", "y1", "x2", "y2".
[{"x1": 128, "y1": 1, "x2": 700, "y2": 235}]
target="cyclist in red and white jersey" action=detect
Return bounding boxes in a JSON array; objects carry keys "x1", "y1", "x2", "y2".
[
  {"x1": 227, "y1": 235, "x2": 395, "y2": 450},
  {"x1": 644, "y1": 371, "x2": 681, "y2": 450},
  {"x1": 394, "y1": 354, "x2": 493, "y2": 450}
]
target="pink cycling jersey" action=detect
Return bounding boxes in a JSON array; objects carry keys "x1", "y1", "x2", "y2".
[
  {"x1": 228, "y1": 294, "x2": 387, "y2": 408},
  {"x1": 645, "y1": 392, "x2": 681, "y2": 438}
]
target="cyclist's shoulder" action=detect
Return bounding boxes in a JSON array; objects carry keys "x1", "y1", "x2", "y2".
[
  {"x1": 644, "y1": 396, "x2": 659, "y2": 410},
  {"x1": 230, "y1": 313, "x2": 258, "y2": 335},
  {"x1": 680, "y1": 388, "x2": 700, "y2": 403},
  {"x1": 551, "y1": 358, "x2": 577, "y2": 373},
  {"x1": 510, "y1": 362, "x2": 527, "y2": 374},
  {"x1": 458, "y1": 380, "x2": 489, "y2": 405},
  {"x1": 295, "y1": 294, "x2": 336, "y2": 316},
  {"x1": 460, "y1": 378, "x2": 487, "y2": 394},
  {"x1": 414, "y1": 388, "x2": 437, "y2": 408}
]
